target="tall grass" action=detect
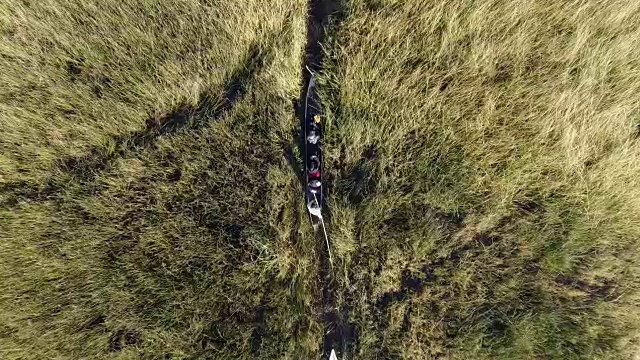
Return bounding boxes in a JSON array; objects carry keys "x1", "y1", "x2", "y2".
[
  {"x1": 0, "y1": 0, "x2": 321, "y2": 358},
  {"x1": 0, "y1": 0, "x2": 299, "y2": 184},
  {"x1": 2, "y1": 0, "x2": 640, "y2": 358},
  {"x1": 322, "y1": 0, "x2": 640, "y2": 358}
]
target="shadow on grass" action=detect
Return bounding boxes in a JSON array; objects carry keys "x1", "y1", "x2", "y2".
[
  {"x1": 0, "y1": 41, "x2": 272, "y2": 207},
  {"x1": 60, "y1": 41, "x2": 268, "y2": 182}
]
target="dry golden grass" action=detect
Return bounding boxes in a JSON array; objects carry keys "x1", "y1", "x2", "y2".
[
  {"x1": 2, "y1": 0, "x2": 640, "y2": 359},
  {"x1": 322, "y1": 0, "x2": 640, "y2": 358},
  {"x1": 0, "y1": 0, "x2": 301, "y2": 184},
  {"x1": 1, "y1": 0, "x2": 321, "y2": 359}
]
